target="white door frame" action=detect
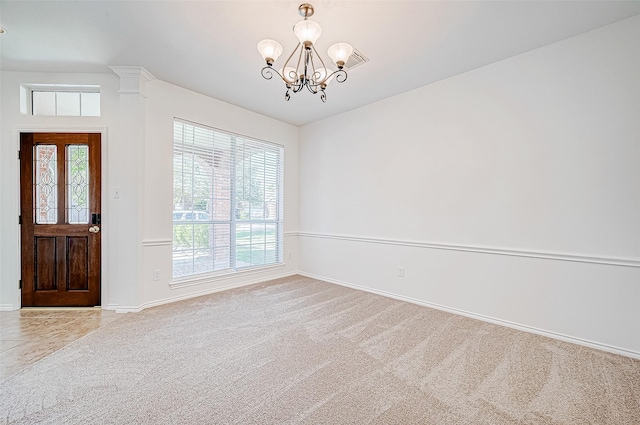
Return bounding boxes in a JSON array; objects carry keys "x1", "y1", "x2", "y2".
[{"x1": 13, "y1": 126, "x2": 110, "y2": 308}]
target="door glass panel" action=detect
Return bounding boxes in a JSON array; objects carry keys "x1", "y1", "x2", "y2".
[
  {"x1": 66, "y1": 145, "x2": 90, "y2": 224},
  {"x1": 34, "y1": 145, "x2": 58, "y2": 224}
]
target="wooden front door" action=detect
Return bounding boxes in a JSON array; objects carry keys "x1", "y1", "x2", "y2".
[{"x1": 20, "y1": 133, "x2": 101, "y2": 307}]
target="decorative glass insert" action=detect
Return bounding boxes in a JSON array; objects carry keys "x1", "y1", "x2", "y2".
[
  {"x1": 34, "y1": 145, "x2": 58, "y2": 224},
  {"x1": 66, "y1": 145, "x2": 90, "y2": 224}
]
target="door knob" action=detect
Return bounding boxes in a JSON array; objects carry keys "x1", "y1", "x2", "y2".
[{"x1": 89, "y1": 226, "x2": 100, "y2": 233}]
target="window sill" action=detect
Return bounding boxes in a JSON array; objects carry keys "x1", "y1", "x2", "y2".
[{"x1": 169, "y1": 263, "x2": 286, "y2": 290}]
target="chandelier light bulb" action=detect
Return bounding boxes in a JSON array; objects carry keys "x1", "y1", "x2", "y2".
[
  {"x1": 257, "y1": 39, "x2": 283, "y2": 65},
  {"x1": 327, "y1": 43, "x2": 353, "y2": 68},
  {"x1": 293, "y1": 19, "x2": 322, "y2": 46}
]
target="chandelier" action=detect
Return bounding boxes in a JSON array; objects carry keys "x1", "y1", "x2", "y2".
[{"x1": 257, "y1": 3, "x2": 353, "y2": 102}]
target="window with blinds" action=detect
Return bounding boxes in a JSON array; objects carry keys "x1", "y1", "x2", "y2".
[{"x1": 173, "y1": 119, "x2": 284, "y2": 279}]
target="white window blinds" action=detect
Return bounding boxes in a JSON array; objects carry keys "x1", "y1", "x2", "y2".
[{"x1": 173, "y1": 119, "x2": 284, "y2": 279}]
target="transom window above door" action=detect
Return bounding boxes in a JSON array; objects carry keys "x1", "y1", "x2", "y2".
[{"x1": 20, "y1": 84, "x2": 101, "y2": 117}]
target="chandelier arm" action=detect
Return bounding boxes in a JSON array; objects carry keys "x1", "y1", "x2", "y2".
[
  {"x1": 306, "y1": 82, "x2": 319, "y2": 94},
  {"x1": 291, "y1": 78, "x2": 304, "y2": 93},
  {"x1": 320, "y1": 90, "x2": 327, "y2": 103},
  {"x1": 284, "y1": 69, "x2": 297, "y2": 84},
  {"x1": 302, "y1": 47, "x2": 311, "y2": 88},
  {"x1": 310, "y1": 44, "x2": 329, "y2": 85},
  {"x1": 296, "y1": 46, "x2": 305, "y2": 85},
  {"x1": 261, "y1": 66, "x2": 276, "y2": 80},
  {"x1": 261, "y1": 66, "x2": 298, "y2": 86},
  {"x1": 281, "y1": 43, "x2": 305, "y2": 87},
  {"x1": 281, "y1": 43, "x2": 302, "y2": 74},
  {"x1": 305, "y1": 49, "x2": 320, "y2": 93},
  {"x1": 308, "y1": 46, "x2": 318, "y2": 84},
  {"x1": 326, "y1": 69, "x2": 348, "y2": 84}
]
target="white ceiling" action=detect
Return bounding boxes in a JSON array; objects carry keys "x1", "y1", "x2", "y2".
[{"x1": 1, "y1": 1, "x2": 640, "y2": 126}]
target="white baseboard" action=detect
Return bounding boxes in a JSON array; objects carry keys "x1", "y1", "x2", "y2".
[
  {"x1": 0, "y1": 304, "x2": 20, "y2": 311},
  {"x1": 298, "y1": 271, "x2": 640, "y2": 360},
  {"x1": 169, "y1": 264, "x2": 286, "y2": 290},
  {"x1": 106, "y1": 271, "x2": 299, "y2": 313}
]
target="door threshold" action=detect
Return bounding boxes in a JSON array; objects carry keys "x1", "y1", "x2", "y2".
[{"x1": 21, "y1": 306, "x2": 102, "y2": 311}]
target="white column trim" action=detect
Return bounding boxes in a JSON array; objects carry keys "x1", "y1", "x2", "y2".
[{"x1": 109, "y1": 66, "x2": 156, "y2": 97}]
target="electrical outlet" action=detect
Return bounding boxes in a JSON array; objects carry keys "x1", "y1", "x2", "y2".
[
  {"x1": 153, "y1": 270, "x2": 161, "y2": 281},
  {"x1": 398, "y1": 267, "x2": 405, "y2": 278},
  {"x1": 113, "y1": 187, "x2": 120, "y2": 199}
]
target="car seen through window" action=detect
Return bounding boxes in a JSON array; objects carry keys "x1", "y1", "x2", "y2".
[{"x1": 173, "y1": 211, "x2": 209, "y2": 221}]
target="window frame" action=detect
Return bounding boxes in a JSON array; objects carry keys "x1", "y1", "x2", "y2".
[
  {"x1": 172, "y1": 119, "x2": 284, "y2": 282},
  {"x1": 21, "y1": 84, "x2": 101, "y2": 117}
]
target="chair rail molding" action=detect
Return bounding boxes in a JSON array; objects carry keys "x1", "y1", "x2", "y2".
[
  {"x1": 141, "y1": 239, "x2": 172, "y2": 247},
  {"x1": 295, "y1": 232, "x2": 640, "y2": 268}
]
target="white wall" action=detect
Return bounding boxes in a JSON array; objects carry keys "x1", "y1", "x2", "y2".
[
  {"x1": 0, "y1": 71, "x2": 299, "y2": 311},
  {"x1": 137, "y1": 80, "x2": 299, "y2": 310},
  {"x1": 298, "y1": 16, "x2": 640, "y2": 356},
  {"x1": 0, "y1": 71, "x2": 121, "y2": 309}
]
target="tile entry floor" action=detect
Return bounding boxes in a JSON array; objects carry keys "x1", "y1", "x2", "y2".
[{"x1": 0, "y1": 308, "x2": 121, "y2": 380}]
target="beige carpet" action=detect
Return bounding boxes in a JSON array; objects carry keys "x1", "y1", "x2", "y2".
[{"x1": 1, "y1": 275, "x2": 638, "y2": 424}]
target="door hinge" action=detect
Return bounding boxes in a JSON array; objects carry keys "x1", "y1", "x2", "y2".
[
  {"x1": 19, "y1": 280, "x2": 22, "y2": 289},
  {"x1": 18, "y1": 150, "x2": 21, "y2": 160},
  {"x1": 18, "y1": 215, "x2": 22, "y2": 225}
]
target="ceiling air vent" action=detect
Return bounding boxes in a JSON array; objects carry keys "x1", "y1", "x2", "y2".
[{"x1": 343, "y1": 48, "x2": 368, "y2": 71}]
